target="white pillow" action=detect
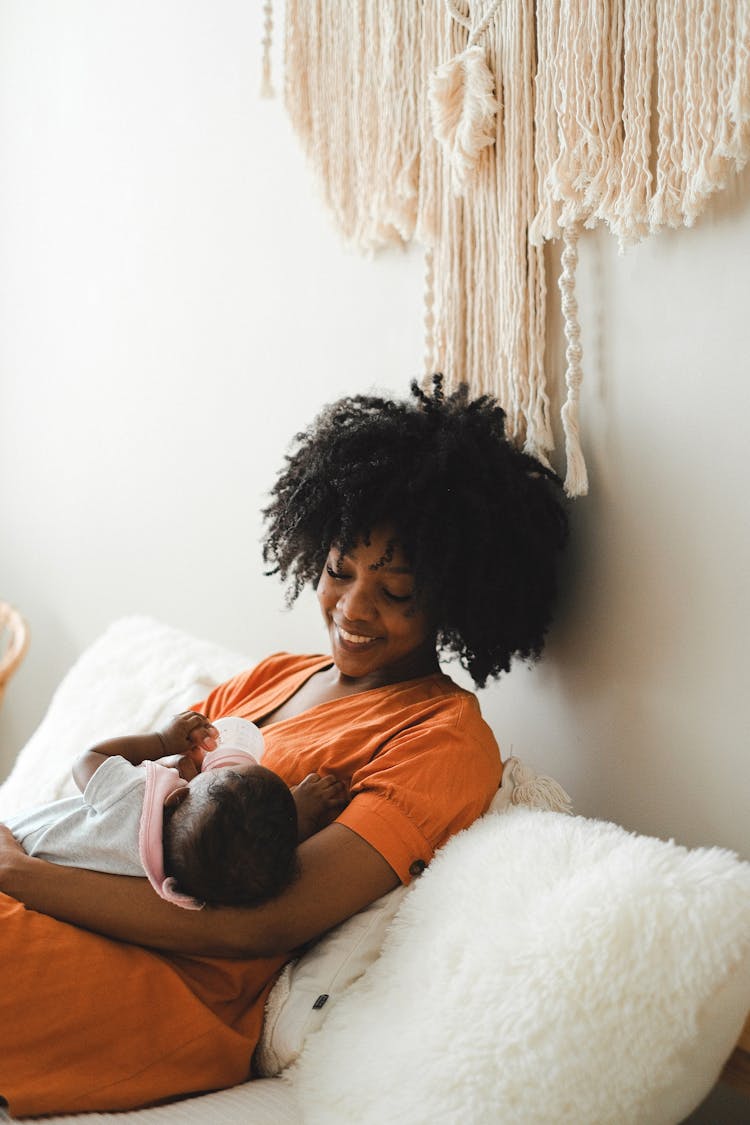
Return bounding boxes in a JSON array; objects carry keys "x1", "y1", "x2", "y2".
[
  {"x1": 255, "y1": 754, "x2": 573, "y2": 1075},
  {"x1": 292, "y1": 807, "x2": 750, "y2": 1125},
  {"x1": 0, "y1": 616, "x2": 249, "y2": 819}
]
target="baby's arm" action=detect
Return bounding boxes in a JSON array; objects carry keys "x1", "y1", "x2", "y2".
[
  {"x1": 71, "y1": 712, "x2": 218, "y2": 792},
  {"x1": 292, "y1": 773, "x2": 349, "y2": 842}
]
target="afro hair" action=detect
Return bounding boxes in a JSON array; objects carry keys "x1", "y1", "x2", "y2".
[{"x1": 263, "y1": 376, "x2": 568, "y2": 687}]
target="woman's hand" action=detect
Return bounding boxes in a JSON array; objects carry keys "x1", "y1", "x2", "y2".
[
  {"x1": 0, "y1": 824, "x2": 26, "y2": 885},
  {"x1": 0, "y1": 824, "x2": 41, "y2": 903}
]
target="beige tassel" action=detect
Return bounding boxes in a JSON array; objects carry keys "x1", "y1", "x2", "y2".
[
  {"x1": 491, "y1": 757, "x2": 573, "y2": 815},
  {"x1": 509, "y1": 762, "x2": 573, "y2": 814},
  {"x1": 428, "y1": 0, "x2": 504, "y2": 194},
  {"x1": 429, "y1": 44, "x2": 498, "y2": 193}
]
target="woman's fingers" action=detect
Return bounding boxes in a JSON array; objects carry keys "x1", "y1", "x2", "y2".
[{"x1": 0, "y1": 824, "x2": 27, "y2": 885}]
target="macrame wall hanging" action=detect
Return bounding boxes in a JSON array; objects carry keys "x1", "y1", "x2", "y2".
[{"x1": 264, "y1": 1, "x2": 750, "y2": 496}]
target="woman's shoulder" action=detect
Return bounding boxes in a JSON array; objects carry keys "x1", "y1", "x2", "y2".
[
  {"x1": 372, "y1": 671, "x2": 499, "y2": 764},
  {"x1": 193, "y1": 652, "x2": 330, "y2": 717},
  {"x1": 388, "y1": 670, "x2": 487, "y2": 726},
  {"x1": 252, "y1": 651, "x2": 331, "y2": 679}
]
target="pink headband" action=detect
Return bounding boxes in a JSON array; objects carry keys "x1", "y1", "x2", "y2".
[{"x1": 138, "y1": 717, "x2": 265, "y2": 910}]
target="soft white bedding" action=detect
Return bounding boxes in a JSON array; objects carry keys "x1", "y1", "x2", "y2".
[{"x1": 1, "y1": 1078, "x2": 300, "y2": 1125}]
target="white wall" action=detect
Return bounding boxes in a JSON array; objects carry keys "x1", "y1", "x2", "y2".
[{"x1": 1, "y1": 1, "x2": 748, "y2": 868}]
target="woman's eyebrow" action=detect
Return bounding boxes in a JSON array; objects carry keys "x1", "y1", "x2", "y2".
[{"x1": 383, "y1": 565, "x2": 413, "y2": 575}]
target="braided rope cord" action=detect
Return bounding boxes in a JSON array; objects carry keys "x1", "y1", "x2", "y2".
[
  {"x1": 558, "y1": 225, "x2": 588, "y2": 496},
  {"x1": 261, "y1": 0, "x2": 274, "y2": 98}
]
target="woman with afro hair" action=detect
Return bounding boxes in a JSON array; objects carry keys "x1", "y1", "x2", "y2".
[
  {"x1": 264, "y1": 374, "x2": 567, "y2": 688},
  {"x1": 0, "y1": 377, "x2": 568, "y2": 1117}
]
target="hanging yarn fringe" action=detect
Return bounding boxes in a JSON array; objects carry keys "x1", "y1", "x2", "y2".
[{"x1": 281, "y1": 1, "x2": 750, "y2": 497}]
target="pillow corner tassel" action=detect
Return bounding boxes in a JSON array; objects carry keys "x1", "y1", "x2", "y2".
[{"x1": 504, "y1": 757, "x2": 574, "y2": 815}]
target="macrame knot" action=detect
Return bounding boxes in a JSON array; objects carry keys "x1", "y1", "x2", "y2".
[{"x1": 428, "y1": 44, "x2": 498, "y2": 194}]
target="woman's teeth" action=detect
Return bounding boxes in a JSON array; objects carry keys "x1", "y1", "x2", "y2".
[{"x1": 337, "y1": 626, "x2": 376, "y2": 645}]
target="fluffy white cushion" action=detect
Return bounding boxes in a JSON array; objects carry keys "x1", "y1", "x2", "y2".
[
  {"x1": 256, "y1": 755, "x2": 573, "y2": 1076},
  {"x1": 293, "y1": 807, "x2": 750, "y2": 1125}
]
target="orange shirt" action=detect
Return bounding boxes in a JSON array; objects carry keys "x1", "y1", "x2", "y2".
[
  {"x1": 196, "y1": 653, "x2": 503, "y2": 884},
  {"x1": 0, "y1": 654, "x2": 501, "y2": 1116}
]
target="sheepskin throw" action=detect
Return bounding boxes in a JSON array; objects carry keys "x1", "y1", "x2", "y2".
[
  {"x1": 293, "y1": 807, "x2": 750, "y2": 1125},
  {"x1": 275, "y1": 1, "x2": 750, "y2": 496}
]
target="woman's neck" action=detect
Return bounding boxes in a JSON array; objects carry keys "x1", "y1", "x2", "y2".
[{"x1": 325, "y1": 643, "x2": 441, "y2": 693}]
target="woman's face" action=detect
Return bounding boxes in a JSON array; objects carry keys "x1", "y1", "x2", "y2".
[{"x1": 317, "y1": 527, "x2": 437, "y2": 685}]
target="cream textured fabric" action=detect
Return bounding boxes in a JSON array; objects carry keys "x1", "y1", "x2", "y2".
[
  {"x1": 1, "y1": 1077, "x2": 301, "y2": 1125},
  {"x1": 280, "y1": 0, "x2": 750, "y2": 496}
]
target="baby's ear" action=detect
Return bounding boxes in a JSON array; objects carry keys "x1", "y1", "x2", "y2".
[{"x1": 163, "y1": 787, "x2": 189, "y2": 810}]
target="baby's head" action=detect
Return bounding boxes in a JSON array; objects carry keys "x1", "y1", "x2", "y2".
[{"x1": 162, "y1": 763, "x2": 298, "y2": 907}]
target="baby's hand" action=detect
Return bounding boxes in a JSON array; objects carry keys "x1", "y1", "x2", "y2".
[
  {"x1": 158, "y1": 711, "x2": 218, "y2": 762},
  {"x1": 292, "y1": 774, "x2": 350, "y2": 842}
]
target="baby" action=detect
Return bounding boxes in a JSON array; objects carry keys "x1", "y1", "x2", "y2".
[{"x1": 5, "y1": 711, "x2": 347, "y2": 909}]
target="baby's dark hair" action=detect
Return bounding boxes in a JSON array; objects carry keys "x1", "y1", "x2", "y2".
[
  {"x1": 263, "y1": 375, "x2": 568, "y2": 687},
  {"x1": 163, "y1": 767, "x2": 298, "y2": 907}
]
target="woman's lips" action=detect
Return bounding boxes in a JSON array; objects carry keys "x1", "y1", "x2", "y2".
[{"x1": 335, "y1": 624, "x2": 380, "y2": 649}]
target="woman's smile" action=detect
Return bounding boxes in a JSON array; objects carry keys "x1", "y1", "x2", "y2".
[
  {"x1": 317, "y1": 527, "x2": 439, "y2": 686},
  {"x1": 335, "y1": 624, "x2": 381, "y2": 648}
]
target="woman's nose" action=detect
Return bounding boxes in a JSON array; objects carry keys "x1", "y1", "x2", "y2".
[{"x1": 338, "y1": 581, "x2": 377, "y2": 622}]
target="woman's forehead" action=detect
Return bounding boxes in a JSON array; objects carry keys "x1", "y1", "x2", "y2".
[{"x1": 331, "y1": 527, "x2": 413, "y2": 571}]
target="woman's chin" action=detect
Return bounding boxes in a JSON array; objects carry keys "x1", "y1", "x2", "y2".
[
  {"x1": 329, "y1": 631, "x2": 438, "y2": 685},
  {"x1": 331, "y1": 633, "x2": 384, "y2": 679}
]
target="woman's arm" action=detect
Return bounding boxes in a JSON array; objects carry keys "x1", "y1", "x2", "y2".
[{"x1": 0, "y1": 822, "x2": 399, "y2": 957}]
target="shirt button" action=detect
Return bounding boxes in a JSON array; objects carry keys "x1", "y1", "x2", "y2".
[{"x1": 409, "y1": 859, "x2": 426, "y2": 877}]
